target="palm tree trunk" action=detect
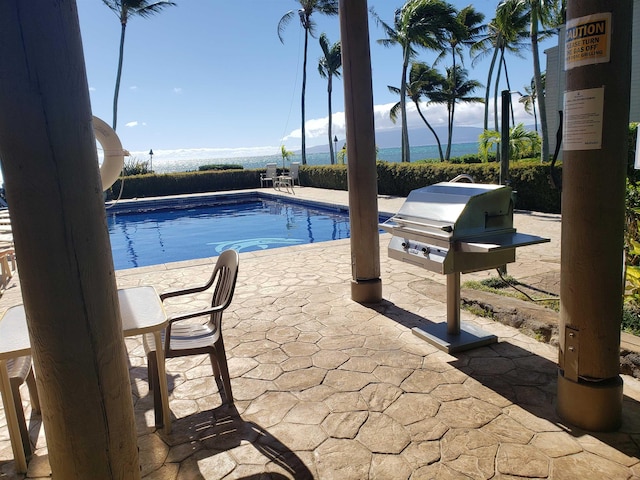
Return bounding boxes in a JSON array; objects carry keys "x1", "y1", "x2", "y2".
[
  {"x1": 400, "y1": 48, "x2": 410, "y2": 163},
  {"x1": 531, "y1": 8, "x2": 549, "y2": 162},
  {"x1": 0, "y1": 2, "x2": 140, "y2": 477},
  {"x1": 445, "y1": 100, "x2": 454, "y2": 161},
  {"x1": 301, "y1": 27, "x2": 309, "y2": 165},
  {"x1": 533, "y1": 100, "x2": 538, "y2": 132},
  {"x1": 112, "y1": 22, "x2": 127, "y2": 131},
  {"x1": 328, "y1": 74, "x2": 335, "y2": 164},
  {"x1": 484, "y1": 45, "x2": 499, "y2": 131},
  {"x1": 494, "y1": 48, "x2": 504, "y2": 132},
  {"x1": 445, "y1": 59, "x2": 457, "y2": 162},
  {"x1": 416, "y1": 103, "x2": 444, "y2": 162}
]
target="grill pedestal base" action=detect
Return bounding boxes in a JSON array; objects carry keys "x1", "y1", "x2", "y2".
[
  {"x1": 412, "y1": 322, "x2": 497, "y2": 354},
  {"x1": 412, "y1": 272, "x2": 497, "y2": 354}
]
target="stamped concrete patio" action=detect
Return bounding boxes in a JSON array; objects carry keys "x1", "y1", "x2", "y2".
[{"x1": 0, "y1": 187, "x2": 639, "y2": 479}]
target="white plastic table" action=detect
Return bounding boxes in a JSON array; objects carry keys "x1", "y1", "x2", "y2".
[
  {"x1": 0, "y1": 286, "x2": 171, "y2": 473},
  {"x1": 0, "y1": 306, "x2": 31, "y2": 472},
  {"x1": 274, "y1": 175, "x2": 294, "y2": 193}
]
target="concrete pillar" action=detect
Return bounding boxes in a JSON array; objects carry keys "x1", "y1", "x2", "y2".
[
  {"x1": 339, "y1": 0, "x2": 382, "y2": 303},
  {"x1": 558, "y1": 0, "x2": 633, "y2": 431},
  {"x1": 0, "y1": 1, "x2": 140, "y2": 476}
]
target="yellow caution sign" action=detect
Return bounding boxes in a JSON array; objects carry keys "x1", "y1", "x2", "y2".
[{"x1": 565, "y1": 12, "x2": 611, "y2": 70}]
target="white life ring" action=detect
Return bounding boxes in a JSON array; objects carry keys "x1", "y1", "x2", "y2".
[{"x1": 92, "y1": 116, "x2": 128, "y2": 191}]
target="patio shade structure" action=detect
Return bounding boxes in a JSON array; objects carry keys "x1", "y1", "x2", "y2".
[
  {"x1": 558, "y1": 0, "x2": 633, "y2": 431},
  {"x1": 0, "y1": 0, "x2": 635, "y2": 476},
  {"x1": 339, "y1": 0, "x2": 382, "y2": 303}
]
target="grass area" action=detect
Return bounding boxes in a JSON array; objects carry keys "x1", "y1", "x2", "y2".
[
  {"x1": 464, "y1": 275, "x2": 640, "y2": 335},
  {"x1": 462, "y1": 275, "x2": 560, "y2": 311}
]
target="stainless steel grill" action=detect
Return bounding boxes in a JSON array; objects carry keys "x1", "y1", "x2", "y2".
[{"x1": 380, "y1": 181, "x2": 549, "y2": 353}]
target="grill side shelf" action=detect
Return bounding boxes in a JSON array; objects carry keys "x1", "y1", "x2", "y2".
[{"x1": 457, "y1": 232, "x2": 550, "y2": 253}]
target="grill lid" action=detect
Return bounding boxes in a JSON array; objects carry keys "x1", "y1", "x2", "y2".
[{"x1": 382, "y1": 182, "x2": 514, "y2": 239}]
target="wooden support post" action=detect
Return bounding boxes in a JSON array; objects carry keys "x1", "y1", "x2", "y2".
[
  {"x1": 339, "y1": 0, "x2": 382, "y2": 303},
  {"x1": 0, "y1": 1, "x2": 140, "y2": 476},
  {"x1": 558, "y1": 0, "x2": 632, "y2": 431}
]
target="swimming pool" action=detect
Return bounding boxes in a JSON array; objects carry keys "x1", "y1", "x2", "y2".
[{"x1": 106, "y1": 193, "x2": 378, "y2": 270}]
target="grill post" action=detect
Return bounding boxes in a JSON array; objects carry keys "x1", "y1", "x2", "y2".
[{"x1": 446, "y1": 273, "x2": 461, "y2": 335}]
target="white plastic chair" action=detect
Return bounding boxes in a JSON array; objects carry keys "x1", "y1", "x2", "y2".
[
  {"x1": 144, "y1": 250, "x2": 239, "y2": 422},
  {"x1": 289, "y1": 162, "x2": 300, "y2": 186},
  {"x1": 260, "y1": 163, "x2": 277, "y2": 187}
]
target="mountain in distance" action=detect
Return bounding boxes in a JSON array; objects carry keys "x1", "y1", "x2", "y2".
[{"x1": 305, "y1": 125, "x2": 485, "y2": 153}]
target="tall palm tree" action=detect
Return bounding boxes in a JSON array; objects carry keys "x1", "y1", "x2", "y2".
[
  {"x1": 389, "y1": 62, "x2": 447, "y2": 162},
  {"x1": 525, "y1": 0, "x2": 563, "y2": 162},
  {"x1": 470, "y1": 0, "x2": 529, "y2": 133},
  {"x1": 371, "y1": 0, "x2": 462, "y2": 163},
  {"x1": 317, "y1": 33, "x2": 341, "y2": 165},
  {"x1": 102, "y1": 0, "x2": 176, "y2": 131},
  {"x1": 435, "y1": 5, "x2": 485, "y2": 103},
  {"x1": 430, "y1": 66, "x2": 483, "y2": 161},
  {"x1": 278, "y1": 0, "x2": 339, "y2": 165}
]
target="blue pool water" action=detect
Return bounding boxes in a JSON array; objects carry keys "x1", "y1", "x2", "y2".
[{"x1": 106, "y1": 195, "x2": 364, "y2": 270}]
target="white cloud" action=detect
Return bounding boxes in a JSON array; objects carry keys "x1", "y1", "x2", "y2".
[
  {"x1": 173, "y1": 87, "x2": 183, "y2": 94},
  {"x1": 129, "y1": 85, "x2": 138, "y2": 91},
  {"x1": 89, "y1": 86, "x2": 96, "y2": 92},
  {"x1": 282, "y1": 96, "x2": 536, "y2": 147},
  {"x1": 128, "y1": 146, "x2": 281, "y2": 161},
  {"x1": 125, "y1": 97, "x2": 538, "y2": 164}
]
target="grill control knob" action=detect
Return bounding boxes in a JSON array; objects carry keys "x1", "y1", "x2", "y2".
[
  {"x1": 422, "y1": 247, "x2": 429, "y2": 256},
  {"x1": 401, "y1": 242, "x2": 408, "y2": 250}
]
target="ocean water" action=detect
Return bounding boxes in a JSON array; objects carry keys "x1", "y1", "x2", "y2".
[{"x1": 148, "y1": 142, "x2": 480, "y2": 175}]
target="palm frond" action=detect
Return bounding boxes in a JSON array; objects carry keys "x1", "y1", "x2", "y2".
[{"x1": 277, "y1": 10, "x2": 296, "y2": 43}]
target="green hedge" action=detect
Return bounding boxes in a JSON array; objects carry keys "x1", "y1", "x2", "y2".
[
  {"x1": 107, "y1": 124, "x2": 635, "y2": 208},
  {"x1": 107, "y1": 161, "x2": 563, "y2": 213},
  {"x1": 107, "y1": 169, "x2": 261, "y2": 199}
]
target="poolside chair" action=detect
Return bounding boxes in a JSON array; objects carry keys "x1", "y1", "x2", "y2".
[
  {"x1": 144, "y1": 249, "x2": 239, "y2": 422},
  {"x1": 289, "y1": 162, "x2": 300, "y2": 186},
  {"x1": 260, "y1": 163, "x2": 277, "y2": 188},
  {"x1": 7, "y1": 356, "x2": 40, "y2": 458}
]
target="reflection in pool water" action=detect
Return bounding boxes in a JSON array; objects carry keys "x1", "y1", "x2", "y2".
[{"x1": 107, "y1": 198, "x2": 355, "y2": 269}]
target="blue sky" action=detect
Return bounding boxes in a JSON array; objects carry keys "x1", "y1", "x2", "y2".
[{"x1": 76, "y1": 0, "x2": 558, "y2": 161}]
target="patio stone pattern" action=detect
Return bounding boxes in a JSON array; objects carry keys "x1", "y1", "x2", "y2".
[{"x1": 0, "y1": 187, "x2": 638, "y2": 479}]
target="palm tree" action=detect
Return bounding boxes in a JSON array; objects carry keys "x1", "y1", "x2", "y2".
[
  {"x1": 317, "y1": 33, "x2": 341, "y2": 165},
  {"x1": 389, "y1": 62, "x2": 447, "y2": 162},
  {"x1": 278, "y1": 1, "x2": 339, "y2": 165},
  {"x1": 280, "y1": 145, "x2": 294, "y2": 169},
  {"x1": 519, "y1": 75, "x2": 543, "y2": 132},
  {"x1": 479, "y1": 123, "x2": 541, "y2": 160},
  {"x1": 470, "y1": 0, "x2": 529, "y2": 133},
  {"x1": 525, "y1": 0, "x2": 563, "y2": 161},
  {"x1": 102, "y1": 0, "x2": 176, "y2": 131},
  {"x1": 430, "y1": 65, "x2": 483, "y2": 161},
  {"x1": 371, "y1": 0, "x2": 462, "y2": 163},
  {"x1": 435, "y1": 5, "x2": 485, "y2": 103}
]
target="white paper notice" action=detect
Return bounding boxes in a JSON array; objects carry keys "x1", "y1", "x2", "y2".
[{"x1": 563, "y1": 87, "x2": 605, "y2": 151}]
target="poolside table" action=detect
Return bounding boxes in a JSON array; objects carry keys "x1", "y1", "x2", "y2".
[
  {"x1": 0, "y1": 286, "x2": 171, "y2": 473},
  {"x1": 0, "y1": 306, "x2": 31, "y2": 472},
  {"x1": 274, "y1": 175, "x2": 294, "y2": 194}
]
